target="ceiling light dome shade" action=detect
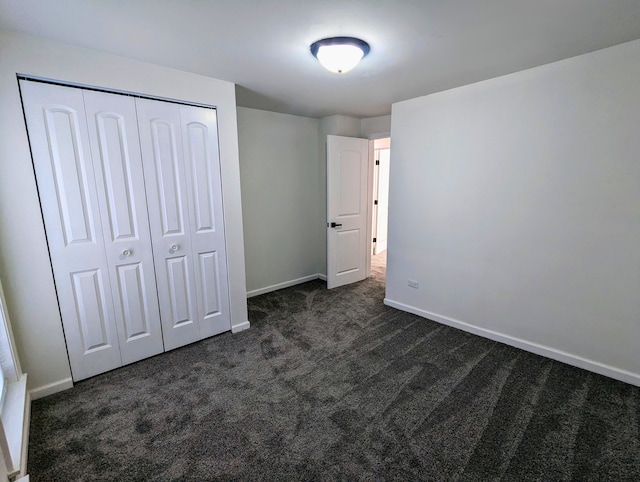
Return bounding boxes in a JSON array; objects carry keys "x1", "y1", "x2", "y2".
[{"x1": 310, "y1": 37, "x2": 370, "y2": 74}]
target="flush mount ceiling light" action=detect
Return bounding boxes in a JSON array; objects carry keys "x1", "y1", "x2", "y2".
[{"x1": 310, "y1": 37, "x2": 370, "y2": 74}]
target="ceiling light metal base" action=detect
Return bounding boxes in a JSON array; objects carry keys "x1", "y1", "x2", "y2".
[{"x1": 310, "y1": 37, "x2": 370, "y2": 73}]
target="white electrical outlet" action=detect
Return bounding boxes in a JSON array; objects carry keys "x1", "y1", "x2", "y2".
[{"x1": 408, "y1": 279, "x2": 419, "y2": 289}]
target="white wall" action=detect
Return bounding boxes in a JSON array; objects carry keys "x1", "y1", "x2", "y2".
[
  {"x1": 0, "y1": 448, "x2": 7, "y2": 481},
  {"x1": 237, "y1": 107, "x2": 323, "y2": 295},
  {"x1": 320, "y1": 115, "x2": 362, "y2": 138},
  {"x1": 238, "y1": 111, "x2": 391, "y2": 289},
  {"x1": 237, "y1": 110, "x2": 387, "y2": 294},
  {"x1": 387, "y1": 39, "x2": 640, "y2": 385},
  {"x1": 361, "y1": 115, "x2": 391, "y2": 139},
  {"x1": 0, "y1": 30, "x2": 249, "y2": 396}
]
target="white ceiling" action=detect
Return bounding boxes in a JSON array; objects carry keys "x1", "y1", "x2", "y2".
[{"x1": 2, "y1": 0, "x2": 640, "y2": 118}]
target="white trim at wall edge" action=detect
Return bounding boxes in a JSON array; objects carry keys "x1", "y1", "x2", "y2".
[
  {"x1": 246, "y1": 274, "x2": 325, "y2": 298},
  {"x1": 29, "y1": 377, "x2": 73, "y2": 400},
  {"x1": 384, "y1": 298, "x2": 640, "y2": 387},
  {"x1": 2, "y1": 374, "x2": 28, "y2": 478},
  {"x1": 231, "y1": 321, "x2": 250, "y2": 334},
  {"x1": 19, "y1": 390, "x2": 30, "y2": 478}
]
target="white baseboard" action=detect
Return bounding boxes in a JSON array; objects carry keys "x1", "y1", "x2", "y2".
[
  {"x1": 231, "y1": 321, "x2": 250, "y2": 334},
  {"x1": 384, "y1": 298, "x2": 640, "y2": 387},
  {"x1": 246, "y1": 274, "x2": 324, "y2": 298},
  {"x1": 29, "y1": 377, "x2": 73, "y2": 400},
  {"x1": 318, "y1": 274, "x2": 327, "y2": 281}
]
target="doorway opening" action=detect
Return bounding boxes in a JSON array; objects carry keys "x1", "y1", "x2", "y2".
[{"x1": 371, "y1": 137, "x2": 390, "y2": 276}]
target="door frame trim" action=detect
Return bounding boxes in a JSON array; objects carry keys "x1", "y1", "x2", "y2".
[
  {"x1": 17, "y1": 74, "x2": 218, "y2": 109},
  {"x1": 365, "y1": 139, "x2": 374, "y2": 279}
]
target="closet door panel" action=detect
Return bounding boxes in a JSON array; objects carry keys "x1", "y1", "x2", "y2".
[
  {"x1": 84, "y1": 91, "x2": 164, "y2": 364},
  {"x1": 115, "y1": 263, "x2": 153, "y2": 339},
  {"x1": 71, "y1": 269, "x2": 112, "y2": 351},
  {"x1": 136, "y1": 98, "x2": 200, "y2": 350},
  {"x1": 165, "y1": 256, "x2": 196, "y2": 324},
  {"x1": 198, "y1": 251, "x2": 221, "y2": 317},
  {"x1": 180, "y1": 105, "x2": 231, "y2": 337},
  {"x1": 151, "y1": 120, "x2": 185, "y2": 236},
  {"x1": 184, "y1": 121, "x2": 216, "y2": 232},
  {"x1": 20, "y1": 81, "x2": 122, "y2": 380}
]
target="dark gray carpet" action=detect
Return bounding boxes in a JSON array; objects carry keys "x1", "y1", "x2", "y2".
[{"x1": 29, "y1": 254, "x2": 640, "y2": 480}]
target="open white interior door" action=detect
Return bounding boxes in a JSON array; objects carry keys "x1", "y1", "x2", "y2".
[{"x1": 327, "y1": 135, "x2": 370, "y2": 289}]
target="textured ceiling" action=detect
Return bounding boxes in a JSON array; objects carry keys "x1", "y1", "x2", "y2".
[{"x1": 2, "y1": 0, "x2": 640, "y2": 118}]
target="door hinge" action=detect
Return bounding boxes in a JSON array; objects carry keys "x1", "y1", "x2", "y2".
[
  {"x1": 374, "y1": 200, "x2": 378, "y2": 205},
  {"x1": 375, "y1": 160, "x2": 380, "y2": 165},
  {"x1": 373, "y1": 237, "x2": 377, "y2": 242}
]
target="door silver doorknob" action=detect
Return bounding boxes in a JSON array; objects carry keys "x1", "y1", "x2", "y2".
[
  {"x1": 170, "y1": 244, "x2": 179, "y2": 251},
  {"x1": 122, "y1": 249, "x2": 132, "y2": 257}
]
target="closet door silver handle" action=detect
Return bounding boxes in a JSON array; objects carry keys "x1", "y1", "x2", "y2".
[
  {"x1": 170, "y1": 244, "x2": 179, "y2": 252},
  {"x1": 122, "y1": 249, "x2": 132, "y2": 257}
]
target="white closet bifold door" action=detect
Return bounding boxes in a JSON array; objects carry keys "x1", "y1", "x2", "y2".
[
  {"x1": 83, "y1": 90, "x2": 164, "y2": 364},
  {"x1": 135, "y1": 98, "x2": 201, "y2": 350},
  {"x1": 21, "y1": 81, "x2": 123, "y2": 380},
  {"x1": 22, "y1": 80, "x2": 233, "y2": 380},
  {"x1": 179, "y1": 104, "x2": 231, "y2": 339}
]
